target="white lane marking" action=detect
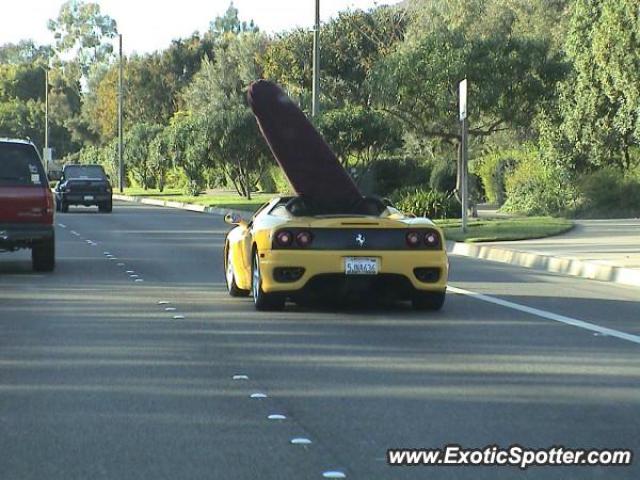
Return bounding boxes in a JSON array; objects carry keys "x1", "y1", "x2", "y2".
[
  {"x1": 103, "y1": 252, "x2": 111, "y2": 256},
  {"x1": 117, "y1": 263, "x2": 125, "y2": 267},
  {"x1": 70, "y1": 230, "x2": 80, "y2": 236},
  {"x1": 291, "y1": 438, "x2": 312, "y2": 445},
  {"x1": 126, "y1": 270, "x2": 135, "y2": 274},
  {"x1": 447, "y1": 286, "x2": 640, "y2": 345},
  {"x1": 165, "y1": 307, "x2": 176, "y2": 312},
  {"x1": 250, "y1": 393, "x2": 267, "y2": 399},
  {"x1": 267, "y1": 414, "x2": 286, "y2": 420},
  {"x1": 135, "y1": 279, "x2": 144, "y2": 283},
  {"x1": 323, "y1": 471, "x2": 346, "y2": 479},
  {"x1": 173, "y1": 315, "x2": 184, "y2": 319},
  {"x1": 129, "y1": 274, "x2": 139, "y2": 278},
  {"x1": 158, "y1": 301, "x2": 170, "y2": 305},
  {"x1": 58, "y1": 223, "x2": 66, "y2": 228},
  {"x1": 232, "y1": 374, "x2": 249, "y2": 380}
]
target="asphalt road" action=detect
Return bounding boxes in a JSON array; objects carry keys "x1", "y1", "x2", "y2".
[{"x1": 1, "y1": 201, "x2": 638, "y2": 480}]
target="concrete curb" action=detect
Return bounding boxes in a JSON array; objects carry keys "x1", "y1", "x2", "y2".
[
  {"x1": 114, "y1": 194, "x2": 640, "y2": 289},
  {"x1": 112, "y1": 194, "x2": 254, "y2": 219},
  {"x1": 447, "y1": 241, "x2": 640, "y2": 289}
]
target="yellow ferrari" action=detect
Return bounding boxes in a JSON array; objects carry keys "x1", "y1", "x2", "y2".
[{"x1": 223, "y1": 196, "x2": 449, "y2": 311}]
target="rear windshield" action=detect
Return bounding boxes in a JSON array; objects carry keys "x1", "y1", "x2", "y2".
[
  {"x1": 0, "y1": 142, "x2": 46, "y2": 187},
  {"x1": 64, "y1": 165, "x2": 106, "y2": 179}
]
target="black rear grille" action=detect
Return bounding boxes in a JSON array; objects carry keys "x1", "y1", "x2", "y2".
[{"x1": 272, "y1": 228, "x2": 442, "y2": 250}]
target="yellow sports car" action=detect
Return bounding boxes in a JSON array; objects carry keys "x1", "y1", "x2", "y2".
[{"x1": 223, "y1": 196, "x2": 448, "y2": 311}]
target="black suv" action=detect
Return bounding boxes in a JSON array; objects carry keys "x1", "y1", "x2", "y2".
[{"x1": 55, "y1": 164, "x2": 113, "y2": 213}]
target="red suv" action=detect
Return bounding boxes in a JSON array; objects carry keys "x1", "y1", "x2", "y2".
[{"x1": 0, "y1": 139, "x2": 55, "y2": 271}]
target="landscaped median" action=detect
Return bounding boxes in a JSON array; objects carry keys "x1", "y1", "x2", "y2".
[
  {"x1": 115, "y1": 188, "x2": 574, "y2": 244},
  {"x1": 436, "y1": 217, "x2": 574, "y2": 243}
]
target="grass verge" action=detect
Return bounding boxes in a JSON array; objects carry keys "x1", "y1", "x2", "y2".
[
  {"x1": 435, "y1": 217, "x2": 574, "y2": 243},
  {"x1": 121, "y1": 188, "x2": 270, "y2": 212},
  {"x1": 119, "y1": 189, "x2": 573, "y2": 242}
]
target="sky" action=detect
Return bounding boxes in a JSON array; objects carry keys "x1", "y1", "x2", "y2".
[{"x1": 0, "y1": 0, "x2": 401, "y2": 55}]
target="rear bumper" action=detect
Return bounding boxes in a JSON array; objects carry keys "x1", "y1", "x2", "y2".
[
  {"x1": 0, "y1": 224, "x2": 54, "y2": 250},
  {"x1": 259, "y1": 249, "x2": 448, "y2": 294},
  {"x1": 57, "y1": 192, "x2": 111, "y2": 205}
]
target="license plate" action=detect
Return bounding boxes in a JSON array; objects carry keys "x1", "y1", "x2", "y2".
[
  {"x1": 344, "y1": 257, "x2": 379, "y2": 275},
  {"x1": 84, "y1": 195, "x2": 94, "y2": 201}
]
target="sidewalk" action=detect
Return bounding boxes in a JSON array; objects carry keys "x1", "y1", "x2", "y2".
[{"x1": 449, "y1": 219, "x2": 640, "y2": 288}]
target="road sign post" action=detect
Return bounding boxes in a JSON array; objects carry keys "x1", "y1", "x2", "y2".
[{"x1": 459, "y1": 79, "x2": 468, "y2": 234}]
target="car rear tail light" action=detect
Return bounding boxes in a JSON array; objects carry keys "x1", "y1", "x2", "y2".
[
  {"x1": 295, "y1": 231, "x2": 313, "y2": 247},
  {"x1": 275, "y1": 230, "x2": 293, "y2": 247},
  {"x1": 424, "y1": 231, "x2": 440, "y2": 247},
  {"x1": 406, "y1": 231, "x2": 420, "y2": 247}
]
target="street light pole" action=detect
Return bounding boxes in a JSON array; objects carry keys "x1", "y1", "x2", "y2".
[
  {"x1": 44, "y1": 68, "x2": 48, "y2": 153},
  {"x1": 312, "y1": 0, "x2": 320, "y2": 117},
  {"x1": 118, "y1": 34, "x2": 124, "y2": 193}
]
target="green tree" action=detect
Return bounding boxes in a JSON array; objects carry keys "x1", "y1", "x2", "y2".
[
  {"x1": 559, "y1": 0, "x2": 640, "y2": 170},
  {"x1": 209, "y1": 2, "x2": 258, "y2": 35},
  {"x1": 370, "y1": 4, "x2": 567, "y2": 148},
  {"x1": 317, "y1": 105, "x2": 401, "y2": 176},
  {"x1": 48, "y1": 0, "x2": 118, "y2": 77},
  {"x1": 124, "y1": 123, "x2": 162, "y2": 189},
  {"x1": 165, "y1": 112, "x2": 211, "y2": 196},
  {"x1": 205, "y1": 105, "x2": 271, "y2": 199},
  {"x1": 148, "y1": 128, "x2": 172, "y2": 192}
]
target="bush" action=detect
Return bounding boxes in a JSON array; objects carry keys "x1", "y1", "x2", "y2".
[
  {"x1": 472, "y1": 149, "x2": 519, "y2": 205},
  {"x1": 575, "y1": 169, "x2": 640, "y2": 218},
  {"x1": 392, "y1": 187, "x2": 460, "y2": 219},
  {"x1": 429, "y1": 159, "x2": 457, "y2": 193},
  {"x1": 502, "y1": 149, "x2": 577, "y2": 216},
  {"x1": 372, "y1": 157, "x2": 431, "y2": 197},
  {"x1": 269, "y1": 165, "x2": 292, "y2": 194}
]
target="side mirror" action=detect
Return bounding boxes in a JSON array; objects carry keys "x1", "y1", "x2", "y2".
[{"x1": 224, "y1": 212, "x2": 247, "y2": 226}]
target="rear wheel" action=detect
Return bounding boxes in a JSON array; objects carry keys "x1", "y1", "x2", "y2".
[
  {"x1": 32, "y1": 236, "x2": 55, "y2": 272},
  {"x1": 252, "y1": 251, "x2": 285, "y2": 311},
  {"x1": 225, "y1": 244, "x2": 249, "y2": 297},
  {"x1": 98, "y1": 200, "x2": 112, "y2": 213},
  {"x1": 412, "y1": 290, "x2": 445, "y2": 311}
]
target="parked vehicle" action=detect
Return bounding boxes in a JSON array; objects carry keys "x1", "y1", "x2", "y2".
[
  {"x1": 0, "y1": 138, "x2": 55, "y2": 271},
  {"x1": 55, "y1": 164, "x2": 113, "y2": 213}
]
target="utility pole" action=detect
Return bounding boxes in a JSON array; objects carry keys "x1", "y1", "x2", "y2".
[
  {"x1": 44, "y1": 67, "x2": 49, "y2": 174},
  {"x1": 458, "y1": 79, "x2": 468, "y2": 233},
  {"x1": 118, "y1": 34, "x2": 124, "y2": 193},
  {"x1": 312, "y1": 0, "x2": 320, "y2": 117}
]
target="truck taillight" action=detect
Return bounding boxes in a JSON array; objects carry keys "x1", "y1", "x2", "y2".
[{"x1": 45, "y1": 191, "x2": 54, "y2": 215}]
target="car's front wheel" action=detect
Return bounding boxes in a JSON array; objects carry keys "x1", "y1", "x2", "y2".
[
  {"x1": 225, "y1": 244, "x2": 249, "y2": 297},
  {"x1": 412, "y1": 290, "x2": 445, "y2": 311},
  {"x1": 252, "y1": 251, "x2": 285, "y2": 311},
  {"x1": 32, "y1": 236, "x2": 55, "y2": 272}
]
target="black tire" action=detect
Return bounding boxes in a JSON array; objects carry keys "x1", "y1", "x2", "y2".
[
  {"x1": 252, "y1": 251, "x2": 285, "y2": 311},
  {"x1": 32, "y1": 236, "x2": 55, "y2": 272},
  {"x1": 412, "y1": 290, "x2": 446, "y2": 311},
  {"x1": 225, "y1": 243, "x2": 249, "y2": 297},
  {"x1": 99, "y1": 200, "x2": 112, "y2": 213}
]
